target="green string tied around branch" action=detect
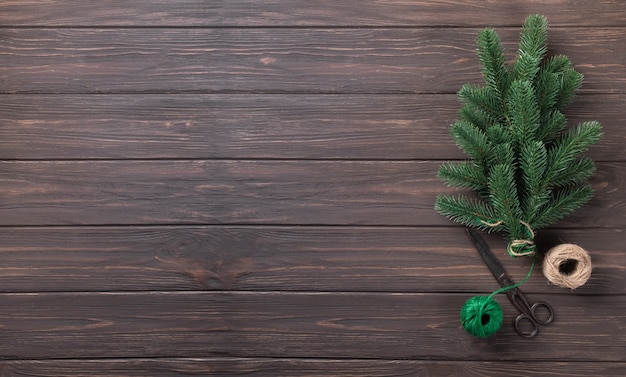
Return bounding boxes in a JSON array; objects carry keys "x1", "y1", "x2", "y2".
[{"x1": 482, "y1": 219, "x2": 536, "y2": 257}]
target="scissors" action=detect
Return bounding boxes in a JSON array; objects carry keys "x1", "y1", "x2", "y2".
[{"x1": 466, "y1": 228, "x2": 554, "y2": 337}]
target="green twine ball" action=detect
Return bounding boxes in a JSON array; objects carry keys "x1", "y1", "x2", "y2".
[{"x1": 460, "y1": 295, "x2": 503, "y2": 338}]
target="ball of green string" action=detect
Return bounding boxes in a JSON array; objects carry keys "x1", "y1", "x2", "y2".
[{"x1": 460, "y1": 295, "x2": 503, "y2": 338}]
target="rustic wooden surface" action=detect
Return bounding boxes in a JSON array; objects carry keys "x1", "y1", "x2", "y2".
[{"x1": 0, "y1": 1, "x2": 624, "y2": 376}]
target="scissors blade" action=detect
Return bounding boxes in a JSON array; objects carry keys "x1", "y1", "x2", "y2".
[{"x1": 466, "y1": 228, "x2": 508, "y2": 282}]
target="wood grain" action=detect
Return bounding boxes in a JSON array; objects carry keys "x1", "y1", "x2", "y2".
[
  {"x1": 0, "y1": 227, "x2": 622, "y2": 294},
  {"x1": 0, "y1": 94, "x2": 622, "y2": 161},
  {"x1": 0, "y1": 161, "x2": 621, "y2": 227},
  {"x1": 1, "y1": 358, "x2": 625, "y2": 377},
  {"x1": 0, "y1": 1, "x2": 623, "y2": 373},
  {"x1": 0, "y1": 291, "x2": 624, "y2": 361},
  {"x1": 1, "y1": 28, "x2": 624, "y2": 94},
  {"x1": 1, "y1": 0, "x2": 624, "y2": 27}
]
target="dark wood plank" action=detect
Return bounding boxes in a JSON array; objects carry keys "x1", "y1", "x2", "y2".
[
  {"x1": 1, "y1": 358, "x2": 625, "y2": 377},
  {"x1": 0, "y1": 94, "x2": 621, "y2": 161},
  {"x1": 0, "y1": 28, "x2": 624, "y2": 94},
  {"x1": 0, "y1": 227, "x2": 622, "y2": 295},
  {"x1": 0, "y1": 161, "x2": 621, "y2": 227},
  {"x1": 1, "y1": 0, "x2": 624, "y2": 27},
  {"x1": 0, "y1": 291, "x2": 624, "y2": 361}
]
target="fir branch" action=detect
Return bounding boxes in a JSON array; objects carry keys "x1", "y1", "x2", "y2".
[
  {"x1": 535, "y1": 54, "x2": 581, "y2": 110},
  {"x1": 458, "y1": 84, "x2": 504, "y2": 126},
  {"x1": 550, "y1": 157, "x2": 595, "y2": 187},
  {"x1": 487, "y1": 164, "x2": 523, "y2": 229},
  {"x1": 518, "y1": 15, "x2": 548, "y2": 58},
  {"x1": 508, "y1": 79, "x2": 541, "y2": 144},
  {"x1": 485, "y1": 124, "x2": 513, "y2": 145},
  {"x1": 536, "y1": 109, "x2": 567, "y2": 143},
  {"x1": 535, "y1": 55, "x2": 573, "y2": 115},
  {"x1": 449, "y1": 120, "x2": 493, "y2": 162},
  {"x1": 541, "y1": 55, "x2": 573, "y2": 75},
  {"x1": 458, "y1": 103, "x2": 495, "y2": 130},
  {"x1": 512, "y1": 15, "x2": 548, "y2": 81},
  {"x1": 535, "y1": 69, "x2": 560, "y2": 116},
  {"x1": 533, "y1": 184, "x2": 594, "y2": 228},
  {"x1": 554, "y1": 69, "x2": 584, "y2": 109},
  {"x1": 434, "y1": 14, "x2": 602, "y2": 244},
  {"x1": 512, "y1": 52, "x2": 541, "y2": 83},
  {"x1": 477, "y1": 28, "x2": 510, "y2": 99},
  {"x1": 437, "y1": 161, "x2": 488, "y2": 192},
  {"x1": 520, "y1": 141, "x2": 549, "y2": 221},
  {"x1": 545, "y1": 121, "x2": 603, "y2": 184},
  {"x1": 434, "y1": 194, "x2": 497, "y2": 230},
  {"x1": 489, "y1": 142, "x2": 514, "y2": 167}
]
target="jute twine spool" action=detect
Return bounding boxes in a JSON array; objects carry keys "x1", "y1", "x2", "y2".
[{"x1": 542, "y1": 244, "x2": 592, "y2": 289}]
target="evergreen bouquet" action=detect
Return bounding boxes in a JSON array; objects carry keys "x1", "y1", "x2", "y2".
[{"x1": 435, "y1": 15, "x2": 602, "y2": 261}]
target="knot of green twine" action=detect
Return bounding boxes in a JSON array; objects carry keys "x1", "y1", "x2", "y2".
[
  {"x1": 460, "y1": 258, "x2": 535, "y2": 337},
  {"x1": 507, "y1": 240, "x2": 536, "y2": 257},
  {"x1": 478, "y1": 218, "x2": 536, "y2": 258},
  {"x1": 507, "y1": 221, "x2": 536, "y2": 257}
]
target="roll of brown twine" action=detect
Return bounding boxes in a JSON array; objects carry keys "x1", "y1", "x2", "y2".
[{"x1": 542, "y1": 244, "x2": 592, "y2": 289}]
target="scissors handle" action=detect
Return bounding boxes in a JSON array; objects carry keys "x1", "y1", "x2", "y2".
[
  {"x1": 514, "y1": 313, "x2": 539, "y2": 338},
  {"x1": 529, "y1": 301, "x2": 555, "y2": 325},
  {"x1": 509, "y1": 290, "x2": 555, "y2": 337},
  {"x1": 514, "y1": 313, "x2": 538, "y2": 338}
]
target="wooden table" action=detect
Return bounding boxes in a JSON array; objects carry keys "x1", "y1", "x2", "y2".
[{"x1": 0, "y1": 1, "x2": 624, "y2": 375}]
